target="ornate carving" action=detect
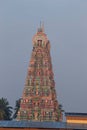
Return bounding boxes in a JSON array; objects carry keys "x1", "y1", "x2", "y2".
[{"x1": 17, "y1": 27, "x2": 62, "y2": 121}]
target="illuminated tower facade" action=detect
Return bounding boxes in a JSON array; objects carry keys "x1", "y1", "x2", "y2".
[{"x1": 17, "y1": 25, "x2": 62, "y2": 121}]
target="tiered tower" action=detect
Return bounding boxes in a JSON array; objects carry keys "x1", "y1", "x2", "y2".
[{"x1": 17, "y1": 25, "x2": 62, "y2": 121}]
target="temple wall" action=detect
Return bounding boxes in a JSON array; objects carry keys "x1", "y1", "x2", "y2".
[
  {"x1": 0, "y1": 128, "x2": 72, "y2": 130},
  {"x1": 66, "y1": 116, "x2": 87, "y2": 124}
]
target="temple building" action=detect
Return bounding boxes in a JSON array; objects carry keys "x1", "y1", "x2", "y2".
[
  {"x1": 1, "y1": 25, "x2": 87, "y2": 130},
  {"x1": 17, "y1": 25, "x2": 62, "y2": 121},
  {"x1": 65, "y1": 112, "x2": 87, "y2": 124}
]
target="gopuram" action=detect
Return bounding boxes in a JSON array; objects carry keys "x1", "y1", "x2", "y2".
[
  {"x1": 0, "y1": 25, "x2": 87, "y2": 130},
  {"x1": 17, "y1": 25, "x2": 62, "y2": 122}
]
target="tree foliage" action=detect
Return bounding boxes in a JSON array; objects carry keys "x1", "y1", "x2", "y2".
[
  {"x1": 0, "y1": 98, "x2": 13, "y2": 120},
  {"x1": 58, "y1": 104, "x2": 64, "y2": 121},
  {"x1": 13, "y1": 98, "x2": 21, "y2": 119}
]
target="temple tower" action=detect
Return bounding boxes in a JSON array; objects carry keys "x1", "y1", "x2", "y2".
[{"x1": 17, "y1": 25, "x2": 62, "y2": 121}]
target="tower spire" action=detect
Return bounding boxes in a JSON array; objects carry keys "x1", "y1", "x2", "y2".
[
  {"x1": 38, "y1": 21, "x2": 44, "y2": 32},
  {"x1": 40, "y1": 21, "x2": 41, "y2": 28},
  {"x1": 42, "y1": 21, "x2": 44, "y2": 32}
]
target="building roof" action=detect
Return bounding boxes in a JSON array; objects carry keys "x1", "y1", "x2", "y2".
[
  {"x1": 0, "y1": 121, "x2": 87, "y2": 129},
  {"x1": 0, "y1": 121, "x2": 65, "y2": 128},
  {"x1": 65, "y1": 112, "x2": 87, "y2": 117}
]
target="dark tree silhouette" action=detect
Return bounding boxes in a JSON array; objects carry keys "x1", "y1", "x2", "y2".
[
  {"x1": 0, "y1": 98, "x2": 13, "y2": 120},
  {"x1": 58, "y1": 104, "x2": 64, "y2": 121},
  {"x1": 13, "y1": 98, "x2": 21, "y2": 119}
]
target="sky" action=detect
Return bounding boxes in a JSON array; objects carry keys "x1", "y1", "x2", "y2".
[{"x1": 0, "y1": 0, "x2": 87, "y2": 114}]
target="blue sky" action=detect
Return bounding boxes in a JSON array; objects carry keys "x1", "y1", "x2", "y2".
[{"x1": 0, "y1": 0, "x2": 87, "y2": 113}]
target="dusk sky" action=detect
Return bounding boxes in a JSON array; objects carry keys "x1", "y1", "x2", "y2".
[{"x1": 0, "y1": 0, "x2": 87, "y2": 114}]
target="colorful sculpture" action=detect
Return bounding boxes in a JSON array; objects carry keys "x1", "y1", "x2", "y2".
[{"x1": 17, "y1": 25, "x2": 62, "y2": 121}]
